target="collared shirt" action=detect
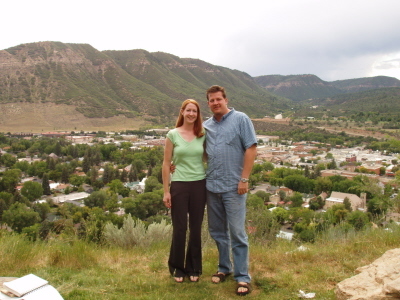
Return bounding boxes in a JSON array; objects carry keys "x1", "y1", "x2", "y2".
[{"x1": 203, "y1": 109, "x2": 257, "y2": 193}]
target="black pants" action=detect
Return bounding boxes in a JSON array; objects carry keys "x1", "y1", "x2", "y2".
[{"x1": 168, "y1": 179, "x2": 206, "y2": 277}]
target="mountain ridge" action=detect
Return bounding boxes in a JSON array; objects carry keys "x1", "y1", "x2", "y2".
[
  {"x1": 1, "y1": 41, "x2": 400, "y2": 132},
  {"x1": 0, "y1": 42, "x2": 290, "y2": 127},
  {"x1": 255, "y1": 74, "x2": 400, "y2": 102}
]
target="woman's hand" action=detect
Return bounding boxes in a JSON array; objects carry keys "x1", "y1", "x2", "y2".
[{"x1": 163, "y1": 192, "x2": 172, "y2": 208}]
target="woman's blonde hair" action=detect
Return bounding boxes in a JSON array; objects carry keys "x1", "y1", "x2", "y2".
[{"x1": 175, "y1": 99, "x2": 204, "y2": 137}]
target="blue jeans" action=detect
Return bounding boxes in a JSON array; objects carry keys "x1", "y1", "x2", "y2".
[{"x1": 207, "y1": 190, "x2": 251, "y2": 283}]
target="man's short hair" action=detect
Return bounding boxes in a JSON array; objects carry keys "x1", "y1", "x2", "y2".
[{"x1": 206, "y1": 85, "x2": 227, "y2": 101}]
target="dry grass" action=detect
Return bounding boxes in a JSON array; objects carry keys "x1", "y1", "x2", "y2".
[
  {"x1": 0, "y1": 103, "x2": 149, "y2": 133},
  {"x1": 1, "y1": 224, "x2": 400, "y2": 299}
]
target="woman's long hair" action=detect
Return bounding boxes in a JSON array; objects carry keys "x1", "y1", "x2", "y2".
[{"x1": 175, "y1": 99, "x2": 204, "y2": 138}]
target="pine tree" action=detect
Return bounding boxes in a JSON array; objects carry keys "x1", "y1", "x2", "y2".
[
  {"x1": 54, "y1": 142, "x2": 61, "y2": 156},
  {"x1": 82, "y1": 155, "x2": 90, "y2": 173},
  {"x1": 120, "y1": 169, "x2": 128, "y2": 183},
  {"x1": 42, "y1": 173, "x2": 51, "y2": 195},
  {"x1": 61, "y1": 166, "x2": 69, "y2": 183},
  {"x1": 128, "y1": 165, "x2": 138, "y2": 182}
]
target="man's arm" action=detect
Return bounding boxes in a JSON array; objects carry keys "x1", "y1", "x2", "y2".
[{"x1": 238, "y1": 144, "x2": 257, "y2": 195}]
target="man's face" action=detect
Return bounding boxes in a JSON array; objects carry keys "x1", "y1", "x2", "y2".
[{"x1": 207, "y1": 91, "x2": 229, "y2": 116}]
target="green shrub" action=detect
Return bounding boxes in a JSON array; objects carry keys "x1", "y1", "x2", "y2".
[{"x1": 103, "y1": 215, "x2": 171, "y2": 248}]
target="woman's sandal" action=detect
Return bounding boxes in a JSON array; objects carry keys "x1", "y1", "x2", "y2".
[
  {"x1": 211, "y1": 272, "x2": 231, "y2": 284},
  {"x1": 174, "y1": 277, "x2": 184, "y2": 283},
  {"x1": 189, "y1": 276, "x2": 199, "y2": 282},
  {"x1": 236, "y1": 282, "x2": 252, "y2": 296}
]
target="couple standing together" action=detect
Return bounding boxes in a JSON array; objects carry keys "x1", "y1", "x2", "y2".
[{"x1": 162, "y1": 85, "x2": 257, "y2": 296}]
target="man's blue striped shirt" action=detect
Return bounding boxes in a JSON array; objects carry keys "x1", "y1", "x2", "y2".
[{"x1": 203, "y1": 109, "x2": 257, "y2": 193}]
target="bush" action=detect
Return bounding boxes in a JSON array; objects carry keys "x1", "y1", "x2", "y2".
[
  {"x1": 298, "y1": 228, "x2": 316, "y2": 243},
  {"x1": 247, "y1": 207, "x2": 280, "y2": 243},
  {"x1": 103, "y1": 215, "x2": 171, "y2": 248}
]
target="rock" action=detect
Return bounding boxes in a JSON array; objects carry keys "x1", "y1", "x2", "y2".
[{"x1": 336, "y1": 248, "x2": 400, "y2": 300}]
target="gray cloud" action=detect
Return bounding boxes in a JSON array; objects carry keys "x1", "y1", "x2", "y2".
[{"x1": 2, "y1": 0, "x2": 400, "y2": 81}]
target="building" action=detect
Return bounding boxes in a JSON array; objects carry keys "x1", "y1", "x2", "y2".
[
  {"x1": 324, "y1": 192, "x2": 367, "y2": 211},
  {"x1": 51, "y1": 192, "x2": 90, "y2": 205}
]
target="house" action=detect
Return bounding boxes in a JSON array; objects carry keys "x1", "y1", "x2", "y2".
[
  {"x1": 324, "y1": 192, "x2": 366, "y2": 211},
  {"x1": 276, "y1": 187, "x2": 294, "y2": 197},
  {"x1": 48, "y1": 153, "x2": 59, "y2": 159},
  {"x1": 268, "y1": 187, "x2": 294, "y2": 205},
  {"x1": 269, "y1": 194, "x2": 281, "y2": 205},
  {"x1": 51, "y1": 192, "x2": 90, "y2": 205},
  {"x1": 346, "y1": 154, "x2": 357, "y2": 162},
  {"x1": 54, "y1": 183, "x2": 71, "y2": 193}
]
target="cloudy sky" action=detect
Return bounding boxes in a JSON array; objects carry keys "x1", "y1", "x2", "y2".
[{"x1": 2, "y1": 0, "x2": 400, "y2": 81}]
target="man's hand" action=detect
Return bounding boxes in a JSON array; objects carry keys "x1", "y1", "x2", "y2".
[
  {"x1": 170, "y1": 163, "x2": 176, "y2": 173},
  {"x1": 238, "y1": 181, "x2": 249, "y2": 195}
]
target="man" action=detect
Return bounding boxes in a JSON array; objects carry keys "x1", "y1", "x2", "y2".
[{"x1": 203, "y1": 85, "x2": 257, "y2": 296}]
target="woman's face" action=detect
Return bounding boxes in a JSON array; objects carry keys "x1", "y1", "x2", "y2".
[{"x1": 181, "y1": 103, "x2": 198, "y2": 124}]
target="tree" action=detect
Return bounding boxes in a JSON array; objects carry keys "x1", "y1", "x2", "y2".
[
  {"x1": 84, "y1": 190, "x2": 109, "y2": 208},
  {"x1": 120, "y1": 169, "x2": 128, "y2": 183},
  {"x1": 278, "y1": 190, "x2": 286, "y2": 202},
  {"x1": 283, "y1": 175, "x2": 314, "y2": 193},
  {"x1": 272, "y1": 207, "x2": 289, "y2": 224},
  {"x1": 0, "y1": 169, "x2": 22, "y2": 193},
  {"x1": 123, "y1": 190, "x2": 164, "y2": 219},
  {"x1": 107, "y1": 179, "x2": 124, "y2": 194},
  {"x1": 289, "y1": 192, "x2": 304, "y2": 208},
  {"x1": 247, "y1": 194, "x2": 264, "y2": 209},
  {"x1": 69, "y1": 174, "x2": 86, "y2": 187},
  {"x1": 144, "y1": 176, "x2": 162, "y2": 193},
  {"x1": 0, "y1": 153, "x2": 17, "y2": 168},
  {"x1": 309, "y1": 196, "x2": 325, "y2": 211},
  {"x1": 0, "y1": 191, "x2": 13, "y2": 209},
  {"x1": 314, "y1": 177, "x2": 332, "y2": 194},
  {"x1": 343, "y1": 197, "x2": 352, "y2": 212},
  {"x1": 2, "y1": 203, "x2": 41, "y2": 233},
  {"x1": 346, "y1": 211, "x2": 370, "y2": 230},
  {"x1": 325, "y1": 153, "x2": 334, "y2": 159},
  {"x1": 254, "y1": 190, "x2": 270, "y2": 203},
  {"x1": 82, "y1": 155, "x2": 91, "y2": 173},
  {"x1": 21, "y1": 181, "x2": 43, "y2": 202},
  {"x1": 105, "y1": 193, "x2": 119, "y2": 213},
  {"x1": 304, "y1": 165, "x2": 310, "y2": 178},
  {"x1": 367, "y1": 196, "x2": 391, "y2": 215},
  {"x1": 61, "y1": 166, "x2": 70, "y2": 183},
  {"x1": 102, "y1": 164, "x2": 114, "y2": 184},
  {"x1": 42, "y1": 173, "x2": 51, "y2": 195},
  {"x1": 128, "y1": 165, "x2": 138, "y2": 182},
  {"x1": 327, "y1": 158, "x2": 337, "y2": 169},
  {"x1": 330, "y1": 204, "x2": 349, "y2": 224},
  {"x1": 33, "y1": 202, "x2": 51, "y2": 221}
]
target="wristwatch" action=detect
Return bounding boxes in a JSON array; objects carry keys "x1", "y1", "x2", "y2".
[{"x1": 240, "y1": 178, "x2": 249, "y2": 183}]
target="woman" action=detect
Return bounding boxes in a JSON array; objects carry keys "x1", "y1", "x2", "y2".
[{"x1": 162, "y1": 99, "x2": 206, "y2": 283}]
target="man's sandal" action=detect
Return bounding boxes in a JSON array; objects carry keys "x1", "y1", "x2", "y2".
[
  {"x1": 236, "y1": 282, "x2": 252, "y2": 296},
  {"x1": 211, "y1": 272, "x2": 231, "y2": 284}
]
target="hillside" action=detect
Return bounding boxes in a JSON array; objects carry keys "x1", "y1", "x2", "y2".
[
  {"x1": 255, "y1": 74, "x2": 343, "y2": 102},
  {"x1": 255, "y1": 74, "x2": 400, "y2": 102},
  {"x1": 331, "y1": 76, "x2": 400, "y2": 93},
  {"x1": 306, "y1": 87, "x2": 400, "y2": 117},
  {"x1": 0, "y1": 42, "x2": 290, "y2": 131}
]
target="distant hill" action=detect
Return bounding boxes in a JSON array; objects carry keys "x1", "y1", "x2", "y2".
[
  {"x1": 0, "y1": 42, "x2": 290, "y2": 129},
  {"x1": 2, "y1": 41, "x2": 400, "y2": 132},
  {"x1": 309, "y1": 87, "x2": 400, "y2": 113},
  {"x1": 255, "y1": 74, "x2": 400, "y2": 102}
]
